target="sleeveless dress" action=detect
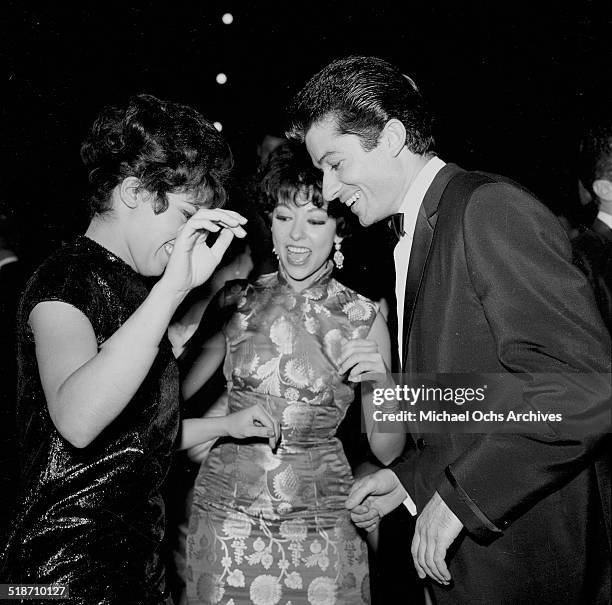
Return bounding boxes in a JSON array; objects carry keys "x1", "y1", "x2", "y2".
[
  {"x1": 186, "y1": 261, "x2": 377, "y2": 605},
  {"x1": 2, "y1": 236, "x2": 178, "y2": 604}
]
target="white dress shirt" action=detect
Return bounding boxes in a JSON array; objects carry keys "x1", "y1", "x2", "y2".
[
  {"x1": 390, "y1": 156, "x2": 446, "y2": 516},
  {"x1": 394, "y1": 156, "x2": 446, "y2": 362},
  {"x1": 597, "y1": 210, "x2": 612, "y2": 230}
]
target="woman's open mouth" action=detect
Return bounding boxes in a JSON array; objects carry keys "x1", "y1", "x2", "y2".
[{"x1": 286, "y1": 245, "x2": 311, "y2": 265}]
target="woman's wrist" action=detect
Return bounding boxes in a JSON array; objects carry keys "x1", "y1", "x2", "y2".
[
  {"x1": 198, "y1": 415, "x2": 230, "y2": 440},
  {"x1": 151, "y1": 278, "x2": 188, "y2": 311},
  {"x1": 218, "y1": 415, "x2": 231, "y2": 438}
]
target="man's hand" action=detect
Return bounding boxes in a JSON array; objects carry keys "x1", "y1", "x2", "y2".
[
  {"x1": 411, "y1": 491, "x2": 463, "y2": 585},
  {"x1": 345, "y1": 469, "x2": 408, "y2": 530}
]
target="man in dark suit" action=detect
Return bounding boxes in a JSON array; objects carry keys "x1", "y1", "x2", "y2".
[
  {"x1": 288, "y1": 56, "x2": 611, "y2": 604},
  {"x1": 571, "y1": 118, "x2": 612, "y2": 565},
  {"x1": 573, "y1": 119, "x2": 612, "y2": 332}
]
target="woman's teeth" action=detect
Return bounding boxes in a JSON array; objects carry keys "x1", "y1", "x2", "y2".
[
  {"x1": 286, "y1": 245, "x2": 311, "y2": 265},
  {"x1": 344, "y1": 191, "x2": 361, "y2": 207}
]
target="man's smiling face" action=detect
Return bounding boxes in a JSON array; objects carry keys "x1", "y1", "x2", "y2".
[{"x1": 305, "y1": 116, "x2": 404, "y2": 226}]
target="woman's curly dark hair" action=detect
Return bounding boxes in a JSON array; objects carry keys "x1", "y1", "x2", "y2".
[
  {"x1": 80, "y1": 94, "x2": 232, "y2": 216},
  {"x1": 256, "y1": 141, "x2": 353, "y2": 237}
]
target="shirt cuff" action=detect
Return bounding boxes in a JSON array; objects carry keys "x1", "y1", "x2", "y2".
[{"x1": 402, "y1": 494, "x2": 417, "y2": 516}]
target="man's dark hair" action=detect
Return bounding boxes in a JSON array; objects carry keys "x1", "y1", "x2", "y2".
[
  {"x1": 578, "y1": 118, "x2": 612, "y2": 199},
  {"x1": 80, "y1": 94, "x2": 232, "y2": 217},
  {"x1": 287, "y1": 55, "x2": 435, "y2": 154}
]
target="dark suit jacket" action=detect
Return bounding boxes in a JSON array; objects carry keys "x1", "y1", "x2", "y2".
[
  {"x1": 572, "y1": 217, "x2": 612, "y2": 334},
  {"x1": 393, "y1": 165, "x2": 611, "y2": 604}
]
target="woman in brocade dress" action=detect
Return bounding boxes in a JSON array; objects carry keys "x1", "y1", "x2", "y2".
[
  {"x1": 183, "y1": 143, "x2": 405, "y2": 605},
  {"x1": 1, "y1": 94, "x2": 273, "y2": 605}
]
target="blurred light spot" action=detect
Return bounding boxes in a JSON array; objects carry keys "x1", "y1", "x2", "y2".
[
  {"x1": 222, "y1": 13, "x2": 233, "y2": 25},
  {"x1": 216, "y1": 73, "x2": 228, "y2": 85},
  {"x1": 213, "y1": 121, "x2": 223, "y2": 132}
]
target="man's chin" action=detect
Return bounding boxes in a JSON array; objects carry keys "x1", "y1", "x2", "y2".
[
  {"x1": 353, "y1": 207, "x2": 382, "y2": 228},
  {"x1": 355, "y1": 212, "x2": 371, "y2": 227}
]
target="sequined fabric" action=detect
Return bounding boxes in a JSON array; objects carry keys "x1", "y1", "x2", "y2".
[
  {"x1": 186, "y1": 261, "x2": 376, "y2": 604},
  {"x1": 2, "y1": 236, "x2": 179, "y2": 604}
]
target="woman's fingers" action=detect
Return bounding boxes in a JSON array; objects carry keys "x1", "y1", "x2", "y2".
[
  {"x1": 191, "y1": 209, "x2": 247, "y2": 233},
  {"x1": 338, "y1": 352, "x2": 377, "y2": 373},
  {"x1": 338, "y1": 340, "x2": 378, "y2": 371},
  {"x1": 184, "y1": 217, "x2": 247, "y2": 239},
  {"x1": 250, "y1": 405, "x2": 275, "y2": 430},
  {"x1": 363, "y1": 519, "x2": 380, "y2": 533},
  {"x1": 176, "y1": 207, "x2": 247, "y2": 241},
  {"x1": 209, "y1": 229, "x2": 236, "y2": 263},
  {"x1": 352, "y1": 508, "x2": 379, "y2": 525},
  {"x1": 338, "y1": 339, "x2": 377, "y2": 361},
  {"x1": 251, "y1": 404, "x2": 280, "y2": 447},
  {"x1": 250, "y1": 426, "x2": 276, "y2": 440},
  {"x1": 193, "y1": 208, "x2": 248, "y2": 225},
  {"x1": 340, "y1": 355, "x2": 385, "y2": 380},
  {"x1": 263, "y1": 405, "x2": 280, "y2": 449}
]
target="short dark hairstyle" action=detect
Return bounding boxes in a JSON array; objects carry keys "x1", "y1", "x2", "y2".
[
  {"x1": 287, "y1": 55, "x2": 435, "y2": 154},
  {"x1": 255, "y1": 141, "x2": 353, "y2": 237},
  {"x1": 80, "y1": 94, "x2": 232, "y2": 217},
  {"x1": 578, "y1": 118, "x2": 612, "y2": 199}
]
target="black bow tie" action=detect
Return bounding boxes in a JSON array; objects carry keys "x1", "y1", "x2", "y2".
[{"x1": 388, "y1": 213, "x2": 405, "y2": 241}]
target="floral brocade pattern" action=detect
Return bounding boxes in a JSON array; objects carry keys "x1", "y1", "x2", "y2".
[{"x1": 186, "y1": 262, "x2": 376, "y2": 605}]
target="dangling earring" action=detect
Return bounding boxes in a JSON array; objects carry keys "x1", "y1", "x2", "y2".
[{"x1": 333, "y1": 235, "x2": 344, "y2": 270}]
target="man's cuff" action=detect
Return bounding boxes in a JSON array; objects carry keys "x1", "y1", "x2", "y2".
[
  {"x1": 392, "y1": 470, "x2": 417, "y2": 516},
  {"x1": 437, "y1": 465, "x2": 503, "y2": 544},
  {"x1": 402, "y1": 494, "x2": 417, "y2": 516}
]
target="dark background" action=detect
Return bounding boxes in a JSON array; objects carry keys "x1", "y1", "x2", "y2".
[
  {"x1": 1, "y1": 1, "x2": 611, "y2": 268},
  {"x1": 1, "y1": 3, "x2": 611, "y2": 590}
]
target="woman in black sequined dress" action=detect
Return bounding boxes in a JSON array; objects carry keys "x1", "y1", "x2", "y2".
[{"x1": 0, "y1": 94, "x2": 260, "y2": 604}]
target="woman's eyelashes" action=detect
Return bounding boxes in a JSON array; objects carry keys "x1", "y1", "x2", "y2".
[{"x1": 274, "y1": 213, "x2": 328, "y2": 226}]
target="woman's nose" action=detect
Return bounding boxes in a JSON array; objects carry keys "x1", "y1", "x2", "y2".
[{"x1": 290, "y1": 220, "x2": 304, "y2": 240}]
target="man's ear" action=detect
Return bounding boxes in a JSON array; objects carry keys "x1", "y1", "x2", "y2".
[
  {"x1": 593, "y1": 179, "x2": 612, "y2": 202},
  {"x1": 119, "y1": 176, "x2": 143, "y2": 209},
  {"x1": 382, "y1": 119, "x2": 406, "y2": 157}
]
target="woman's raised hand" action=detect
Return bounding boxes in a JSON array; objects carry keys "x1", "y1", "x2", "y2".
[
  {"x1": 226, "y1": 403, "x2": 280, "y2": 449},
  {"x1": 163, "y1": 208, "x2": 247, "y2": 293}
]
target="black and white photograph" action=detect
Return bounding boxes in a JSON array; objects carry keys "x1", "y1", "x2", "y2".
[{"x1": 1, "y1": 3, "x2": 610, "y2": 604}]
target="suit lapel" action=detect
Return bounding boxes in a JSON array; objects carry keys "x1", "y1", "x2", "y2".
[
  {"x1": 592, "y1": 218, "x2": 612, "y2": 242},
  {"x1": 402, "y1": 164, "x2": 464, "y2": 368}
]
